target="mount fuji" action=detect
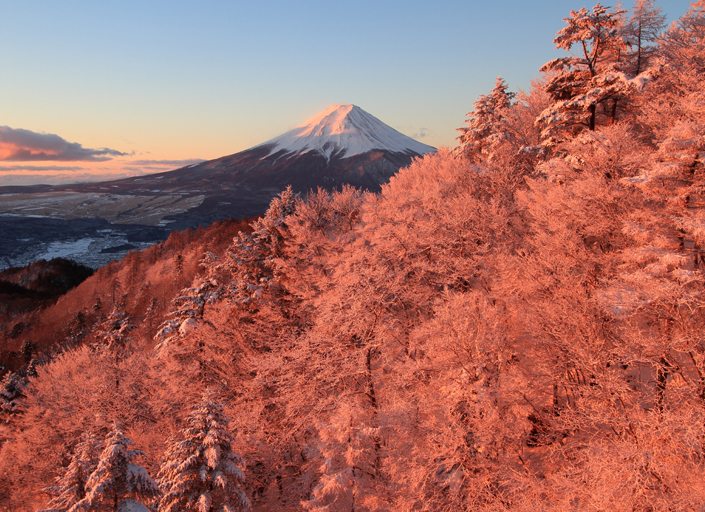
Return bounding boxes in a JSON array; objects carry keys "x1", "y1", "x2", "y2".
[
  {"x1": 0, "y1": 105, "x2": 435, "y2": 268},
  {"x1": 64, "y1": 104, "x2": 436, "y2": 226},
  {"x1": 256, "y1": 104, "x2": 434, "y2": 162}
]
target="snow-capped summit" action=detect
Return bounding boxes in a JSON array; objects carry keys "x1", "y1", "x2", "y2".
[{"x1": 256, "y1": 104, "x2": 435, "y2": 161}]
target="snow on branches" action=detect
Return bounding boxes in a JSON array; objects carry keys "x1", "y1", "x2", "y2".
[
  {"x1": 154, "y1": 278, "x2": 219, "y2": 351},
  {"x1": 0, "y1": 371, "x2": 27, "y2": 419},
  {"x1": 621, "y1": 0, "x2": 666, "y2": 75},
  {"x1": 39, "y1": 431, "x2": 102, "y2": 512},
  {"x1": 537, "y1": 3, "x2": 645, "y2": 144},
  {"x1": 157, "y1": 391, "x2": 250, "y2": 512},
  {"x1": 222, "y1": 186, "x2": 298, "y2": 304},
  {"x1": 95, "y1": 307, "x2": 136, "y2": 351},
  {"x1": 456, "y1": 76, "x2": 515, "y2": 162},
  {"x1": 68, "y1": 424, "x2": 159, "y2": 512}
]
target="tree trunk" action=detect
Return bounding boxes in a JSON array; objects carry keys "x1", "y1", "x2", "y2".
[
  {"x1": 588, "y1": 104, "x2": 597, "y2": 131},
  {"x1": 366, "y1": 347, "x2": 382, "y2": 477},
  {"x1": 656, "y1": 356, "x2": 670, "y2": 413}
]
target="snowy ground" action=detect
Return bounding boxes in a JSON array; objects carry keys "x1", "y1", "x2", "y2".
[
  {"x1": 0, "y1": 191, "x2": 207, "y2": 270},
  {"x1": 0, "y1": 216, "x2": 169, "y2": 270}
]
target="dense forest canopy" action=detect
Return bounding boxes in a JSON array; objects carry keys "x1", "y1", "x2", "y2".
[{"x1": 3, "y1": 1, "x2": 705, "y2": 510}]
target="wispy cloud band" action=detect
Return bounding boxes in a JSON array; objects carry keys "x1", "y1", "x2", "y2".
[
  {"x1": 130, "y1": 159, "x2": 204, "y2": 167},
  {"x1": 0, "y1": 165, "x2": 86, "y2": 172}
]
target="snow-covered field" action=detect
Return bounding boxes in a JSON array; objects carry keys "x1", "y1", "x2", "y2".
[
  {"x1": 0, "y1": 191, "x2": 206, "y2": 270},
  {"x1": 1, "y1": 229, "x2": 158, "y2": 270}
]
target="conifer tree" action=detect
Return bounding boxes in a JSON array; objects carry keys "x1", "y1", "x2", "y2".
[
  {"x1": 20, "y1": 340, "x2": 36, "y2": 364},
  {"x1": 94, "y1": 306, "x2": 136, "y2": 392},
  {"x1": 70, "y1": 423, "x2": 159, "y2": 512},
  {"x1": 174, "y1": 254, "x2": 183, "y2": 277},
  {"x1": 154, "y1": 278, "x2": 219, "y2": 352},
  {"x1": 96, "y1": 306, "x2": 135, "y2": 351},
  {"x1": 0, "y1": 371, "x2": 26, "y2": 419},
  {"x1": 621, "y1": 0, "x2": 666, "y2": 75},
  {"x1": 39, "y1": 431, "x2": 102, "y2": 512},
  {"x1": 157, "y1": 392, "x2": 250, "y2": 512},
  {"x1": 66, "y1": 311, "x2": 90, "y2": 347},
  {"x1": 537, "y1": 3, "x2": 635, "y2": 143},
  {"x1": 456, "y1": 76, "x2": 515, "y2": 162},
  {"x1": 224, "y1": 186, "x2": 297, "y2": 304}
]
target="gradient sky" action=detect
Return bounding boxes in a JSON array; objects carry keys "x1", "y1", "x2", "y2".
[{"x1": 0, "y1": 0, "x2": 694, "y2": 185}]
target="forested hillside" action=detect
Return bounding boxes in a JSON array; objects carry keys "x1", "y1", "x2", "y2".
[
  {"x1": 0, "y1": 218, "x2": 251, "y2": 376},
  {"x1": 3, "y1": 1, "x2": 705, "y2": 510}
]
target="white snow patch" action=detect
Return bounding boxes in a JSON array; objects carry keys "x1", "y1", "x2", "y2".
[
  {"x1": 253, "y1": 104, "x2": 435, "y2": 161},
  {"x1": 117, "y1": 500, "x2": 150, "y2": 512},
  {"x1": 179, "y1": 318, "x2": 200, "y2": 336},
  {"x1": 38, "y1": 239, "x2": 94, "y2": 260}
]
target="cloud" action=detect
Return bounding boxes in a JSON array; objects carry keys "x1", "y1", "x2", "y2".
[
  {"x1": 130, "y1": 159, "x2": 205, "y2": 167},
  {"x1": 0, "y1": 156, "x2": 205, "y2": 186},
  {"x1": 0, "y1": 171, "x2": 147, "y2": 187},
  {"x1": 0, "y1": 165, "x2": 87, "y2": 172},
  {"x1": 120, "y1": 167, "x2": 159, "y2": 174},
  {"x1": 0, "y1": 126, "x2": 128, "y2": 162},
  {"x1": 119, "y1": 159, "x2": 205, "y2": 173},
  {"x1": 412, "y1": 127, "x2": 430, "y2": 139}
]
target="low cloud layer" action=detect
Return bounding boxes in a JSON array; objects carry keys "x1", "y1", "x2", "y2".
[
  {"x1": 130, "y1": 159, "x2": 205, "y2": 167},
  {"x1": 0, "y1": 171, "x2": 147, "y2": 187},
  {"x1": 0, "y1": 165, "x2": 86, "y2": 173},
  {"x1": 0, "y1": 158, "x2": 205, "y2": 186},
  {"x1": 0, "y1": 126, "x2": 128, "y2": 162}
]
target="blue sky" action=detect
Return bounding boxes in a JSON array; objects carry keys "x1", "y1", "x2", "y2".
[{"x1": 0, "y1": 0, "x2": 695, "y2": 185}]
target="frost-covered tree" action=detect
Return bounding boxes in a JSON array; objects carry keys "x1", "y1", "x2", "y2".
[
  {"x1": 70, "y1": 423, "x2": 159, "y2": 512},
  {"x1": 40, "y1": 431, "x2": 102, "y2": 512},
  {"x1": 394, "y1": 291, "x2": 530, "y2": 510},
  {"x1": 0, "y1": 371, "x2": 26, "y2": 419},
  {"x1": 0, "y1": 345, "x2": 156, "y2": 510},
  {"x1": 93, "y1": 306, "x2": 137, "y2": 392},
  {"x1": 66, "y1": 311, "x2": 90, "y2": 347},
  {"x1": 621, "y1": 0, "x2": 666, "y2": 75},
  {"x1": 154, "y1": 277, "x2": 219, "y2": 352},
  {"x1": 632, "y1": 0, "x2": 705, "y2": 174},
  {"x1": 658, "y1": 0, "x2": 705, "y2": 75},
  {"x1": 95, "y1": 306, "x2": 135, "y2": 351},
  {"x1": 258, "y1": 150, "x2": 525, "y2": 510},
  {"x1": 157, "y1": 392, "x2": 249, "y2": 512},
  {"x1": 277, "y1": 185, "x2": 365, "y2": 304},
  {"x1": 538, "y1": 3, "x2": 637, "y2": 142},
  {"x1": 456, "y1": 76, "x2": 515, "y2": 162},
  {"x1": 223, "y1": 186, "x2": 297, "y2": 304},
  {"x1": 174, "y1": 254, "x2": 183, "y2": 277}
]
